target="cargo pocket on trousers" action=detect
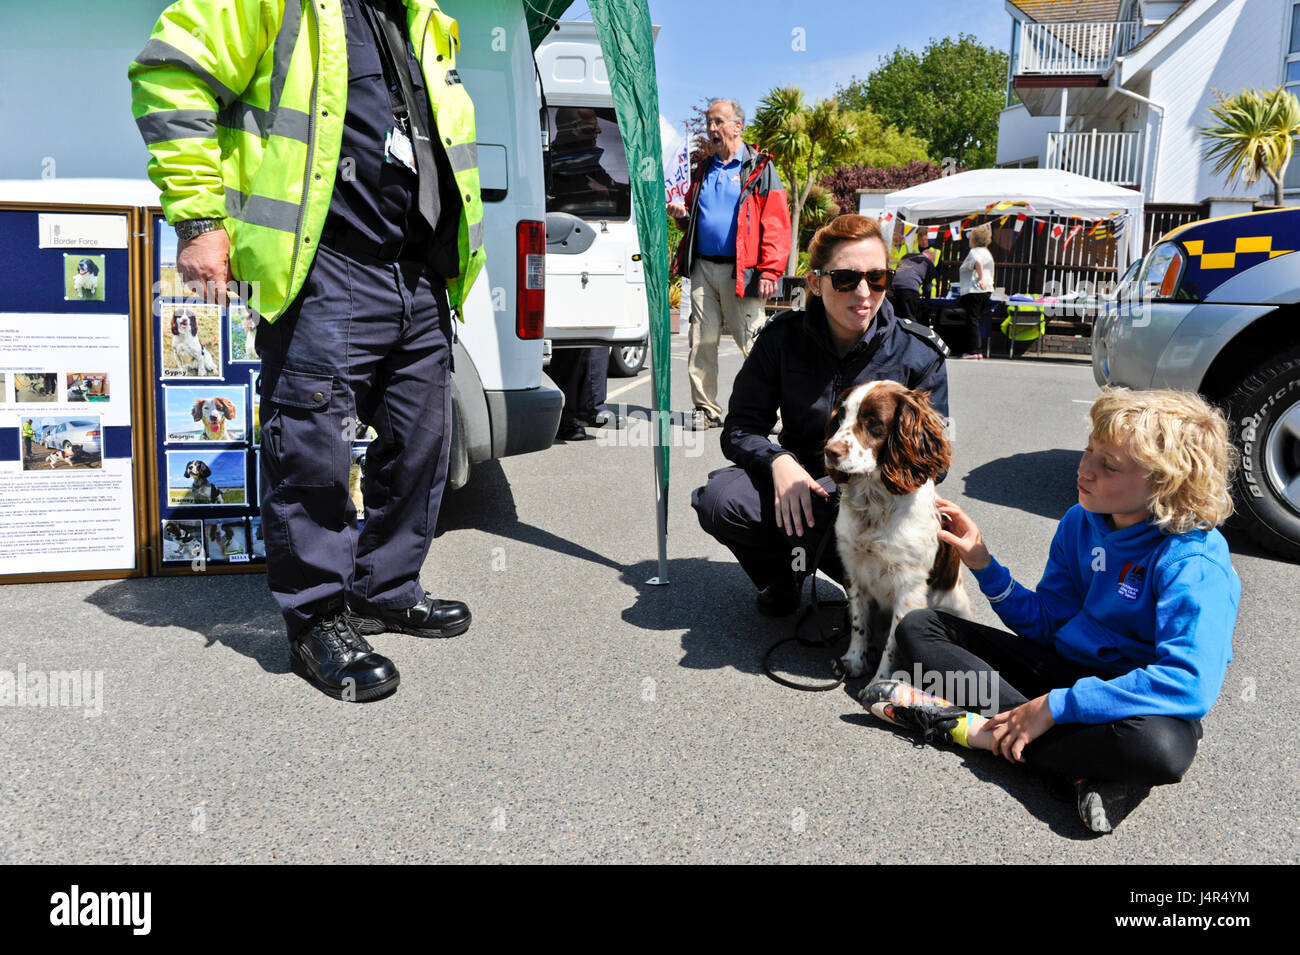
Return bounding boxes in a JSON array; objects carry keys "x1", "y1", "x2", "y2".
[{"x1": 265, "y1": 369, "x2": 344, "y2": 491}]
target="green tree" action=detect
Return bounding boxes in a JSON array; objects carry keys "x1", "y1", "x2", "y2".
[
  {"x1": 837, "y1": 34, "x2": 1008, "y2": 169},
  {"x1": 840, "y1": 107, "x2": 932, "y2": 168},
  {"x1": 751, "y1": 87, "x2": 859, "y2": 274},
  {"x1": 1200, "y1": 87, "x2": 1300, "y2": 206}
]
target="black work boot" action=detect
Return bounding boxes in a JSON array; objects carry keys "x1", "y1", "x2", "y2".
[
  {"x1": 290, "y1": 602, "x2": 400, "y2": 701},
  {"x1": 348, "y1": 593, "x2": 472, "y2": 639}
]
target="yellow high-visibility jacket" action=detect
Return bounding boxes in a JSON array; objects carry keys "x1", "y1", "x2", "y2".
[{"x1": 129, "y1": 0, "x2": 484, "y2": 320}]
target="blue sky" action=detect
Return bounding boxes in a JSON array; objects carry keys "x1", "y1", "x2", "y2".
[{"x1": 591, "y1": 0, "x2": 1014, "y2": 136}]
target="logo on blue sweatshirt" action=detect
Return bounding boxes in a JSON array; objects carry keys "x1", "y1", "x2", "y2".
[{"x1": 1117, "y1": 561, "x2": 1146, "y2": 600}]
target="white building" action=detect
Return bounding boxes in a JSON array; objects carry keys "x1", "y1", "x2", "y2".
[{"x1": 996, "y1": 0, "x2": 1300, "y2": 209}]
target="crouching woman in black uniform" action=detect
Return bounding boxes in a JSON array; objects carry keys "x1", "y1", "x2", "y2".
[{"x1": 691, "y1": 214, "x2": 951, "y2": 615}]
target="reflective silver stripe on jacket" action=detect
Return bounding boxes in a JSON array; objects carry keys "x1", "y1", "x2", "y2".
[{"x1": 226, "y1": 189, "x2": 300, "y2": 232}]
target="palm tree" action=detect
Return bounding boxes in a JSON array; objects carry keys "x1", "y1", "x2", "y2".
[
  {"x1": 752, "y1": 87, "x2": 859, "y2": 274},
  {"x1": 1200, "y1": 87, "x2": 1300, "y2": 206}
]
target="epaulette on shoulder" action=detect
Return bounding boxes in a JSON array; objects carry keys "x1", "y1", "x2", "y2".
[
  {"x1": 897, "y1": 317, "x2": 950, "y2": 358},
  {"x1": 755, "y1": 308, "x2": 801, "y2": 339}
]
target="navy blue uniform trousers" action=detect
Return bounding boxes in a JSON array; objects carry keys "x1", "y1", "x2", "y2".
[
  {"x1": 692, "y1": 465, "x2": 847, "y2": 588},
  {"x1": 257, "y1": 241, "x2": 453, "y2": 638}
]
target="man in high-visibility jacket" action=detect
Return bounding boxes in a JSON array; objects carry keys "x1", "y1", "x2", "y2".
[
  {"x1": 131, "y1": 0, "x2": 486, "y2": 702},
  {"x1": 21, "y1": 419, "x2": 35, "y2": 461}
]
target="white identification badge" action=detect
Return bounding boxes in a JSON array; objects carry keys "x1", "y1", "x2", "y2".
[{"x1": 384, "y1": 127, "x2": 418, "y2": 173}]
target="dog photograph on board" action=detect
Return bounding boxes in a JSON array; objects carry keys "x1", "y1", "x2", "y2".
[
  {"x1": 64, "y1": 254, "x2": 105, "y2": 301},
  {"x1": 160, "y1": 302, "x2": 222, "y2": 379},
  {"x1": 163, "y1": 385, "x2": 247, "y2": 443},
  {"x1": 165, "y1": 450, "x2": 247, "y2": 506}
]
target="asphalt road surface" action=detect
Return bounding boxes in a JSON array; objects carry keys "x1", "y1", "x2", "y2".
[{"x1": 2, "y1": 336, "x2": 1295, "y2": 863}]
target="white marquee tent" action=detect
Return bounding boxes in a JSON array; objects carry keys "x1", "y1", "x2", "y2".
[{"x1": 861, "y1": 168, "x2": 1146, "y2": 271}]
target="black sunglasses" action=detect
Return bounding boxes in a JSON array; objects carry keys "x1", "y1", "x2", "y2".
[{"x1": 814, "y1": 267, "x2": 895, "y2": 292}]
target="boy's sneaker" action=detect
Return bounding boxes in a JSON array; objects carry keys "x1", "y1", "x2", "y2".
[
  {"x1": 859, "y1": 679, "x2": 967, "y2": 745},
  {"x1": 1076, "y1": 778, "x2": 1152, "y2": 834}
]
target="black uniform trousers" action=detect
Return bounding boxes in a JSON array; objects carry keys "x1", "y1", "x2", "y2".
[
  {"x1": 257, "y1": 240, "x2": 453, "y2": 638},
  {"x1": 692, "y1": 464, "x2": 846, "y2": 589},
  {"x1": 895, "y1": 609, "x2": 1203, "y2": 786}
]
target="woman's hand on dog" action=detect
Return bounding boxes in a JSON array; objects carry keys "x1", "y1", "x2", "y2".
[
  {"x1": 936, "y1": 497, "x2": 991, "y2": 571},
  {"x1": 772, "y1": 453, "x2": 829, "y2": 537},
  {"x1": 984, "y1": 694, "x2": 1055, "y2": 762},
  {"x1": 177, "y1": 229, "x2": 231, "y2": 305}
]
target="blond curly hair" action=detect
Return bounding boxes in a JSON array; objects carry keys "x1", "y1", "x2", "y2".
[{"x1": 1089, "y1": 388, "x2": 1236, "y2": 534}]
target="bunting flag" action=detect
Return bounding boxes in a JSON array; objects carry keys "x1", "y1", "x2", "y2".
[
  {"x1": 902, "y1": 222, "x2": 916, "y2": 238},
  {"x1": 927, "y1": 225, "x2": 940, "y2": 242},
  {"x1": 1013, "y1": 213, "x2": 1027, "y2": 236},
  {"x1": 1112, "y1": 213, "x2": 1127, "y2": 241},
  {"x1": 1050, "y1": 222, "x2": 1065, "y2": 241},
  {"x1": 998, "y1": 215, "x2": 1009, "y2": 227},
  {"x1": 949, "y1": 220, "x2": 962, "y2": 241},
  {"x1": 1035, "y1": 220, "x2": 1045, "y2": 237},
  {"x1": 1062, "y1": 224, "x2": 1083, "y2": 249}
]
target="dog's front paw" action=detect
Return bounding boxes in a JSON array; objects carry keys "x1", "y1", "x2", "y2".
[{"x1": 838, "y1": 650, "x2": 868, "y2": 679}]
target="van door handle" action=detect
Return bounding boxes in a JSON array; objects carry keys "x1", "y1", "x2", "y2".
[{"x1": 581, "y1": 271, "x2": 589, "y2": 289}]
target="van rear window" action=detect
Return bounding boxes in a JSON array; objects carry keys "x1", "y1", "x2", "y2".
[{"x1": 546, "y1": 106, "x2": 630, "y2": 220}]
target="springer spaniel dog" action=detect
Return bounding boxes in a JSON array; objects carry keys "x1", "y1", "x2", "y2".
[
  {"x1": 182, "y1": 459, "x2": 223, "y2": 504},
  {"x1": 171, "y1": 308, "x2": 219, "y2": 377},
  {"x1": 824, "y1": 380, "x2": 971, "y2": 680},
  {"x1": 73, "y1": 258, "x2": 100, "y2": 299},
  {"x1": 191, "y1": 396, "x2": 237, "y2": 440}
]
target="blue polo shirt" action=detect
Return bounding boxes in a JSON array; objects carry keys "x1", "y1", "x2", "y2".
[{"x1": 695, "y1": 152, "x2": 743, "y2": 257}]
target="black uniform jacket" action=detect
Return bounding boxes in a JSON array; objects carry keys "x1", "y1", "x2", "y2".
[{"x1": 721, "y1": 294, "x2": 950, "y2": 479}]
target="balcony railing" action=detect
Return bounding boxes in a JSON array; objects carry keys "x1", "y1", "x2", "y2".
[
  {"x1": 1046, "y1": 129, "x2": 1142, "y2": 187},
  {"x1": 1017, "y1": 20, "x2": 1141, "y2": 75}
]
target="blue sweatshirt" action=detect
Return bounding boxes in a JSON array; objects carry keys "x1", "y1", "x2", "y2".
[{"x1": 970, "y1": 505, "x2": 1240, "y2": 724}]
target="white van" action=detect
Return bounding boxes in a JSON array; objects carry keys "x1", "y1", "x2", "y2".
[
  {"x1": 535, "y1": 21, "x2": 651, "y2": 374},
  {"x1": 0, "y1": 0, "x2": 561, "y2": 490}
]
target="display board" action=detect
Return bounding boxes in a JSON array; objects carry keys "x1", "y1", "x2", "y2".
[
  {"x1": 0, "y1": 202, "x2": 146, "y2": 581},
  {"x1": 144, "y1": 210, "x2": 266, "y2": 575}
]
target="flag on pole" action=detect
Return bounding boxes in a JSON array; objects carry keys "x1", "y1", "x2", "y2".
[{"x1": 664, "y1": 134, "x2": 689, "y2": 205}]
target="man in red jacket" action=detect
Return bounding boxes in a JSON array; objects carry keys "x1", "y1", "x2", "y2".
[{"x1": 668, "y1": 98, "x2": 791, "y2": 430}]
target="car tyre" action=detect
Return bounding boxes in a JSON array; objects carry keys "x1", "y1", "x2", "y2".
[
  {"x1": 1225, "y1": 346, "x2": 1300, "y2": 560},
  {"x1": 608, "y1": 338, "x2": 647, "y2": 377}
]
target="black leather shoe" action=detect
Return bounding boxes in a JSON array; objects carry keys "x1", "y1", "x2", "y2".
[
  {"x1": 290, "y1": 607, "x2": 399, "y2": 702},
  {"x1": 349, "y1": 594, "x2": 472, "y2": 639},
  {"x1": 555, "y1": 421, "x2": 592, "y2": 441},
  {"x1": 756, "y1": 579, "x2": 801, "y2": 617}
]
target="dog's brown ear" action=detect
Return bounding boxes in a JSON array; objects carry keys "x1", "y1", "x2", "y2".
[
  {"x1": 217, "y1": 398, "x2": 235, "y2": 419},
  {"x1": 171, "y1": 315, "x2": 179, "y2": 336},
  {"x1": 878, "y1": 389, "x2": 951, "y2": 494},
  {"x1": 191, "y1": 399, "x2": 204, "y2": 421}
]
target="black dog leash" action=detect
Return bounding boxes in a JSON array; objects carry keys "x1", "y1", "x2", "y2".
[{"x1": 762, "y1": 530, "x2": 849, "y2": 692}]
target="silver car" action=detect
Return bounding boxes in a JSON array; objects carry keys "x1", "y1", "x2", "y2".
[
  {"x1": 1093, "y1": 207, "x2": 1300, "y2": 560},
  {"x1": 41, "y1": 419, "x2": 102, "y2": 456}
]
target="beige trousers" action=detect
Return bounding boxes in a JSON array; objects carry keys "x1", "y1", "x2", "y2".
[{"x1": 688, "y1": 259, "x2": 768, "y2": 420}]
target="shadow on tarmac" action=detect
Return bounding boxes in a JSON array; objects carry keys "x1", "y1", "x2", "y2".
[
  {"x1": 958, "y1": 448, "x2": 1080, "y2": 519},
  {"x1": 84, "y1": 574, "x2": 286, "y2": 672},
  {"x1": 838, "y1": 710, "x2": 1101, "y2": 838}
]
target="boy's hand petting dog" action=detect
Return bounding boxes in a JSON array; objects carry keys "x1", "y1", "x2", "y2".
[
  {"x1": 985, "y1": 694, "x2": 1055, "y2": 762},
  {"x1": 177, "y1": 229, "x2": 231, "y2": 305},
  {"x1": 936, "y1": 497, "x2": 991, "y2": 571},
  {"x1": 772, "y1": 453, "x2": 830, "y2": 537}
]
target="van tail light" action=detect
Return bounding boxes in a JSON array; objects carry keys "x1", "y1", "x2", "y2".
[{"x1": 517, "y1": 220, "x2": 545, "y2": 339}]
